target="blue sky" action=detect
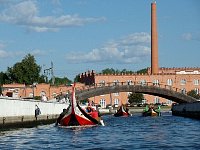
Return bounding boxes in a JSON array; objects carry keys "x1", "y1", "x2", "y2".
[{"x1": 0, "y1": 0, "x2": 200, "y2": 80}]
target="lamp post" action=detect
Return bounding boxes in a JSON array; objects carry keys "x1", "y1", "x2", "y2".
[{"x1": 32, "y1": 82, "x2": 38, "y2": 98}]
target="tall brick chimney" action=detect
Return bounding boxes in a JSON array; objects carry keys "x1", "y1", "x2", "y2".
[{"x1": 151, "y1": 1, "x2": 159, "y2": 74}]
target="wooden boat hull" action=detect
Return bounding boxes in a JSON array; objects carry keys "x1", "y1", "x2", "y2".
[
  {"x1": 114, "y1": 105, "x2": 131, "y2": 117},
  {"x1": 58, "y1": 84, "x2": 103, "y2": 126},
  {"x1": 143, "y1": 109, "x2": 160, "y2": 117}
]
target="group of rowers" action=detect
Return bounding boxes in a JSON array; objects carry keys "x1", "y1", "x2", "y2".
[
  {"x1": 143, "y1": 104, "x2": 161, "y2": 116},
  {"x1": 85, "y1": 105, "x2": 101, "y2": 121},
  {"x1": 144, "y1": 104, "x2": 161, "y2": 112}
]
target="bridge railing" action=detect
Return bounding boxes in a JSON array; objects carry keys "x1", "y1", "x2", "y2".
[{"x1": 75, "y1": 81, "x2": 186, "y2": 95}]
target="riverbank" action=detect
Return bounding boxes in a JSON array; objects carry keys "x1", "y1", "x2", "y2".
[
  {"x1": 0, "y1": 115, "x2": 59, "y2": 131},
  {"x1": 0, "y1": 97, "x2": 67, "y2": 130}
]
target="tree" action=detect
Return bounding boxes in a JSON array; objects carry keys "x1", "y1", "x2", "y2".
[
  {"x1": 49, "y1": 77, "x2": 72, "y2": 86},
  {"x1": 100, "y1": 68, "x2": 149, "y2": 75},
  {"x1": 128, "y1": 92, "x2": 144, "y2": 104},
  {"x1": 101, "y1": 68, "x2": 134, "y2": 74},
  {"x1": 101, "y1": 68, "x2": 116, "y2": 74},
  {"x1": 187, "y1": 90, "x2": 200, "y2": 99},
  {"x1": 74, "y1": 74, "x2": 80, "y2": 82},
  {"x1": 7, "y1": 54, "x2": 44, "y2": 85},
  {"x1": 121, "y1": 69, "x2": 134, "y2": 74},
  {"x1": 136, "y1": 68, "x2": 148, "y2": 74},
  {"x1": 0, "y1": 72, "x2": 9, "y2": 84}
]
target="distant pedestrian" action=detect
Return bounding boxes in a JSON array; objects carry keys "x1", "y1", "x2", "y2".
[
  {"x1": 35, "y1": 105, "x2": 41, "y2": 120},
  {"x1": 42, "y1": 95, "x2": 47, "y2": 101}
]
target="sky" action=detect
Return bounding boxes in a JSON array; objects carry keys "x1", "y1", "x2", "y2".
[{"x1": 0, "y1": 0, "x2": 200, "y2": 80}]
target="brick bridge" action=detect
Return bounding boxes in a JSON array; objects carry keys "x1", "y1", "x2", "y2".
[{"x1": 71, "y1": 82, "x2": 197, "y2": 104}]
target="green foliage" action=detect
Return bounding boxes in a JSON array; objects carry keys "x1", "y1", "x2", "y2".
[
  {"x1": 121, "y1": 69, "x2": 134, "y2": 74},
  {"x1": 101, "y1": 68, "x2": 116, "y2": 74},
  {"x1": 74, "y1": 74, "x2": 80, "y2": 82},
  {"x1": 38, "y1": 75, "x2": 46, "y2": 83},
  {"x1": 6, "y1": 54, "x2": 44, "y2": 85},
  {"x1": 128, "y1": 92, "x2": 144, "y2": 104},
  {"x1": 0, "y1": 54, "x2": 74, "y2": 86},
  {"x1": 99, "y1": 68, "x2": 148, "y2": 75},
  {"x1": 187, "y1": 90, "x2": 200, "y2": 99},
  {"x1": 49, "y1": 77, "x2": 72, "y2": 86},
  {"x1": 136, "y1": 68, "x2": 148, "y2": 74},
  {"x1": 34, "y1": 96, "x2": 42, "y2": 100},
  {"x1": 0, "y1": 71, "x2": 9, "y2": 84},
  {"x1": 100, "y1": 68, "x2": 134, "y2": 74}
]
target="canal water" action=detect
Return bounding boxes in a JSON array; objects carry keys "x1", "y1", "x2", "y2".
[{"x1": 0, "y1": 113, "x2": 200, "y2": 150}]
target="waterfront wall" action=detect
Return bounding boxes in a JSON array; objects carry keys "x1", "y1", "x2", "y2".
[
  {"x1": 0, "y1": 97, "x2": 68, "y2": 117},
  {"x1": 0, "y1": 97, "x2": 68, "y2": 129},
  {"x1": 172, "y1": 102, "x2": 200, "y2": 119}
]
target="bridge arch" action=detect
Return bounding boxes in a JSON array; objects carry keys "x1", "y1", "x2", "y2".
[{"x1": 74, "y1": 84, "x2": 197, "y2": 104}]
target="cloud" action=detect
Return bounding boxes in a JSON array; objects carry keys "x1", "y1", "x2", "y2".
[
  {"x1": 0, "y1": 42, "x2": 5, "y2": 49},
  {"x1": 0, "y1": 1, "x2": 105, "y2": 32},
  {"x1": 30, "y1": 49, "x2": 46, "y2": 56},
  {"x1": 182, "y1": 32, "x2": 200, "y2": 41},
  {"x1": 66, "y1": 32, "x2": 151, "y2": 64},
  {"x1": 51, "y1": 0, "x2": 61, "y2": 6},
  {"x1": 0, "y1": 50, "x2": 10, "y2": 58},
  {"x1": 0, "y1": 46, "x2": 46, "y2": 59},
  {"x1": 182, "y1": 33, "x2": 192, "y2": 41},
  {"x1": 0, "y1": 42, "x2": 9, "y2": 58}
]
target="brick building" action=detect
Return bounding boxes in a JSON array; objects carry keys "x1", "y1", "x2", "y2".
[
  {"x1": 1, "y1": 82, "x2": 85, "y2": 100},
  {"x1": 79, "y1": 68, "x2": 200, "y2": 108},
  {"x1": 77, "y1": 2, "x2": 200, "y2": 108}
]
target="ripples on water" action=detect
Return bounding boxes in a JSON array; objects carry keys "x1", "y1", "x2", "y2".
[{"x1": 0, "y1": 113, "x2": 200, "y2": 150}]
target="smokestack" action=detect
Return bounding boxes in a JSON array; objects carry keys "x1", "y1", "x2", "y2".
[{"x1": 151, "y1": 1, "x2": 159, "y2": 74}]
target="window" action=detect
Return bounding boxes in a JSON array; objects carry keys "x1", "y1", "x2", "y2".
[
  {"x1": 167, "y1": 100, "x2": 172, "y2": 105},
  {"x1": 180, "y1": 79, "x2": 186, "y2": 85},
  {"x1": 114, "y1": 98, "x2": 119, "y2": 105},
  {"x1": 127, "y1": 80, "x2": 133, "y2": 85},
  {"x1": 193, "y1": 79, "x2": 199, "y2": 85},
  {"x1": 100, "y1": 99, "x2": 106, "y2": 108},
  {"x1": 153, "y1": 79, "x2": 159, "y2": 86},
  {"x1": 181, "y1": 88, "x2": 186, "y2": 94},
  {"x1": 140, "y1": 79, "x2": 146, "y2": 86},
  {"x1": 167, "y1": 79, "x2": 173, "y2": 86},
  {"x1": 113, "y1": 80, "x2": 119, "y2": 86},
  {"x1": 100, "y1": 80, "x2": 105, "y2": 87},
  {"x1": 154, "y1": 97, "x2": 160, "y2": 104},
  {"x1": 113, "y1": 92, "x2": 119, "y2": 96}
]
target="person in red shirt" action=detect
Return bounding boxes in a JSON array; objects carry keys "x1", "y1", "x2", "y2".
[{"x1": 87, "y1": 108, "x2": 99, "y2": 121}]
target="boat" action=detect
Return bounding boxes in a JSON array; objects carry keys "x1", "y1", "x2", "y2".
[
  {"x1": 142, "y1": 105, "x2": 161, "y2": 117},
  {"x1": 114, "y1": 104, "x2": 131, "y2": 117},
  {"x1": 55, "y1": 84, "x2": 104, "y2": 127}
]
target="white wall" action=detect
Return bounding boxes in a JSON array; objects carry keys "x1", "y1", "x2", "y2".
[{"x1": 0, "y1": 97, "x2": 68, "y2": 117}]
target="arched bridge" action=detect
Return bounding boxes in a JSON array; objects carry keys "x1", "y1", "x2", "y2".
[{"x1": 72, "y1": 82, "x2": 197, "y2": 104}]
